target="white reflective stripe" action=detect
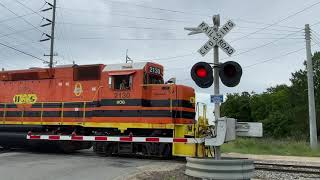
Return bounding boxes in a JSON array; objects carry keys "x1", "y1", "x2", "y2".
[
  {"x1": 41, "y1": 135, "x2": 50, "y2": 140},
  {"x1": 132, "y1": 137, "x2": 146, "y2": 142},
  {"x1": 159, "y1": 138, "x2": 173, "y2": 143},
  {"x1": 108, "y1": 136, "x2": 120, "y2": 142},
  {"x1": 83, "y1": 136, "x2": 95, "y2": 141},
  {"x1": 59, "y1": 136, "x2": 71, "y2": 140}
]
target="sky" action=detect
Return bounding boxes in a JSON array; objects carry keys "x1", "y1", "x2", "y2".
[{"x1": 0, "y1": 0, "x2": 320, "y2": 95}]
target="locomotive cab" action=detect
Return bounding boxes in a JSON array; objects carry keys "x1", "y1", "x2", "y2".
[
  {"x1": 101, "y1": 62, "x2": 199, "y2": 157},
  {"x1": 102, "y1": 62, "x2": 195, "y2": 126}
]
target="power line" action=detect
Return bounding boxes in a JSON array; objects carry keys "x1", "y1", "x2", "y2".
[
  {"x1": 0, "y1": 26, "x2": 47, "y2": 54},
  {"x1": 171, "y1": 46, "x2": 309, "y2": 81},
  {"x1": 56, "y1": 21, "x2": 305, "y2": 36},
  {"x1": 0, "y1": 12, "x2": 36, "y2": 24},
  {"x1": 58, "y1": 7, "x2": 190, "y2": 23},
  {"x1": 310, "y1": 30, "x2": 320, "y2": 49},
  {"x1": 244, "y1": 41, "x2": 319, "y2": 68},
  {"x1": 55, "y1": 37, "x2": 303, "y2": 41},
  {"x1": 56, "y1": 22, "x2": 178, "y2": 31},
  {"x1": 57, "y1": 5, "x2": 315, "y2": 36},
  {"x1": 56, "y1": 9, "x2": 74, "y2": 64},
  {"x1": 243, "y1": 47, "x2": 305, "y2": 68},
  {"x1": 58, "y1": 30, "x2": 300, "y2": 64},
  {"x1": 0, "y1": 41, "x2": 42, "y2": 69},
  {"x1": 103, "y1": 0, "x2": 302, "y2": 30},
  {"x1": 0, "y1": 27, "x2": 41, "y2": 39},
  {"x1": 0, "y1": 1, "x2": 45, "y2": 34},
  {"x1": 136, "y1": 53, "x2": 196, "y2": 62},
  {"x1": 231, "y1": 1, "x2": 320, "y2": 42},
  {"x1": 236, "y1": 26, "x2": 302, "y2": 33},
  {"x1": 311, "y1": 29, "x2": 320, "y2": 40},
  {"x1": 103, "y1": 0, "x2": 209, "y2": 17},
  {"x1": 232, "y1": 18, "x2": 301, "y2": 29},
  {"x1": 221, "y1": 29, "x2": 304, "y2": 60},
  {"x1": 310, "y1": 19, "x2": 320, "y2": 27},
  {"x1": 58, "y1": 5, "x2": 316, "y2": 31},
  {"x1": 0, "y1": 41, "x2": 46, "y2": 62},
  {"x1": 13, "y1": 0, "x2": 45, "y2": 19},
  {"x1": 0, "y1": 22, "x2": 48, "y2": 54}
]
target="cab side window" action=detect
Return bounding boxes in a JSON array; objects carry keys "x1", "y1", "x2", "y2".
[{"x1": 114, "y1": 75, "x2": 132, "y2": 90}]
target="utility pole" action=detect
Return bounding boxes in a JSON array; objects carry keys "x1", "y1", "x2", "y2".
[
  {"x1": 40, "y1": 0, "x2": 57, "y2": 68},
  {"x1": 213, "y1": 15, "x2": 221, "y2": 159},
  {"x1": 49, "y1": 0, "x2": 56, "y2": 68},
  {"x1": 305, "y1": 24, "x2": 318, "y2": 149}
]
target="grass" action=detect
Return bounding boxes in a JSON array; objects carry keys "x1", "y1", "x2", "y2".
[{"x1": 221, "y1": 138, "x2": 320, "y2": 157}]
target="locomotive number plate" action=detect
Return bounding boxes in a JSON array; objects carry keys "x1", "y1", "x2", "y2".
[
  {"x1": 149, "y1": 67, "x2": 161, "y2": 75},
  {"x1": 13, "y1": 94, "x2": 37, "y2": 104}
]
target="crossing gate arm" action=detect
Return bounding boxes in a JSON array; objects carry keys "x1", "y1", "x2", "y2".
[
  {"x1": 205, "y1": 117, "x2": 263, "y2": 146},
  {"x1": 26, "y1": 133, "x2": 205, "y2": 144},
  {"x1": 236, "y1": 122, "x2": 263, "y2": 137}
]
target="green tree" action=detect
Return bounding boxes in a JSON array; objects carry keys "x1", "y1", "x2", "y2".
[{"x1": 221, "y1": 52, "x2": 320, "y2": 139}]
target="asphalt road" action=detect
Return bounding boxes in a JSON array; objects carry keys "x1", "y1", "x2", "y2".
[{"x1": 0, "y1": 150, "x2": 183, "y2": 180}]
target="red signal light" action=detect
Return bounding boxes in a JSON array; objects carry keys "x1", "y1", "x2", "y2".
[
  {"x1": 196, "y1": 67, "x2": 207, "y2": 78},
  {"x1": 191, "y1": 62, "x2": 213, "y2": 88}
]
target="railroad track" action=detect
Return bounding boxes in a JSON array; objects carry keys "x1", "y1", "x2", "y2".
[{"x1": 255, "y1": 162, "x2": 320, "y2": 174}]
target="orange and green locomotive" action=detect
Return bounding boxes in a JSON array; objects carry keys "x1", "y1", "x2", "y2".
[{"x1": 0, "y1": 62, "x2": 208, "y2": 157}]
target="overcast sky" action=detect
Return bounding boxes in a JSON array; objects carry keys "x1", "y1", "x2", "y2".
[{"x1": 0, "y1": 0, "x2": 319, "y2": 95}]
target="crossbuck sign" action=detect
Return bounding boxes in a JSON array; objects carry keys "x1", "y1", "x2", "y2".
[{"x1": 185, "y1": 20, "x2": 236, "y2": 57}]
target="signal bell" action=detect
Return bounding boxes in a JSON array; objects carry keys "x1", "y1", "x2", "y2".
[
  {"x1": 190, "y1": 62, "x2": 213, "y2": 88},
  {"x1": 219, "y1": 61, "x2": 242, "y2": 87}
]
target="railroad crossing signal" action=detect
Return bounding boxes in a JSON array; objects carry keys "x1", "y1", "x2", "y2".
[{"x1": 185, "y1": 18, "x2": 242, "y2": 88}]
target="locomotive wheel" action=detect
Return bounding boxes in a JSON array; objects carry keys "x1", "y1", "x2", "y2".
[
  {"x1": 162, "y1": 144, "x2": 172, "y2": 159},
  {"x1": 93, "y1": 142, "x2": 105, "y2": 155},
  {"x1": 104, "y1": 142, "x2": 115, "y2": 156}
]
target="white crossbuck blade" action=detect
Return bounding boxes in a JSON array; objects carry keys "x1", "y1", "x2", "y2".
[
  {"x1": 185, "y1": 20, "x2": 236, "y2": 57},
  {"x1": 184, "y1": 27, "x2": 203, "y2": 35}
]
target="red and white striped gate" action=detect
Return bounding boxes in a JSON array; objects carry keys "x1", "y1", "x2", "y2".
[{"x1": 27, "y1": 133, "x2": 204, "y2": 144}]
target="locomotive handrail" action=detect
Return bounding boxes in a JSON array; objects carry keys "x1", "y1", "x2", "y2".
[
  {"x1": 40, "y1": 102, "x2": 44, "y2": 124},
  {"x1": 61, "y1": 102, "x2": 64, "y2": 124},
  {"x1": 170, "y1": 85, "x2": 173, "y2": 112},
  {"x1": 2, "y1": 103, "x2": 6, "y2": 124},
  {"x1": 21, "y1": 107, "x2": 24, "y2": 121},
  {"x1": 91, "y1": 86, "x2": 103, "y2": 102},
  {"x1": 83, "y1": 101, "x2": 86, "y2": 122}
]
